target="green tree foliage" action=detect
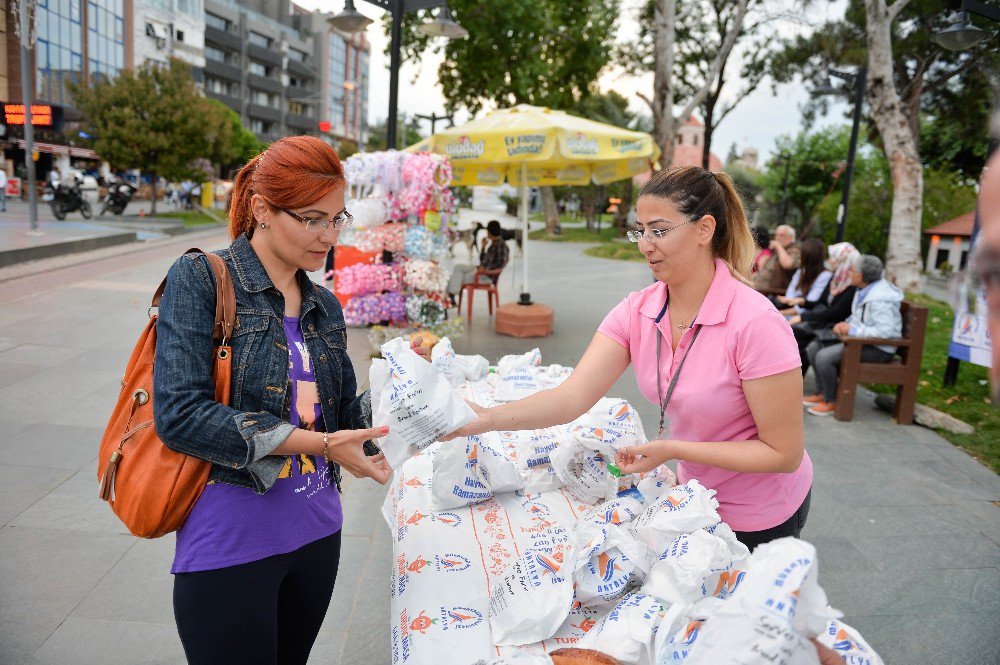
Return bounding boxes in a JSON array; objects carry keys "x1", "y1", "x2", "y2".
[
  {"x1": 208, "y1": 99, "x2": 266, "y2": 168},
  {"x1": 71, "y1": 59, "x2": 235, "y2": 212},
  {"x1": 763, "y1": 126, "x2": 978, "y2": 258},
  {"x1": 920, "y1": 67, "x2": 998, "y2": 180},
  {"x1": 767, "y1": 0, "x2": 998, "y2": 159},
  {"x1": 394, "y1": 0, "x2": 620, "y2": 113},
  {"x1": 366, "y1": 114, "x2": 423, "y2": 151}
]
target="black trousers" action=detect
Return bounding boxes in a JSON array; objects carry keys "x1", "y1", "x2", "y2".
[
  {"x1": 733, "y1": 490, "x2": 811, "y2": 552},
  {"x1": 173, "y1": 530, "x2": 342, "y2": 665}
]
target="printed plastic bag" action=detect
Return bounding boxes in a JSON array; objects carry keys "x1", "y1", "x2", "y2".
[
  {"x1": 636, "y1": 466, "x2": 677, "y2": 505},
  {"x1": 495, "y1": 349, "x2": 543, "y2": 402},
  {"x1": 371, "y1": 337, "x2": 477, "y2": 469},
  {"x1": 432, "y1": 337, "x2": 489, "y2": 386},
  {"x1": 641, "y1": 528, "x2": 747, "y2": 606},
  {"x1": 431, "y1": 434, "x2": 525, "y2": 511},
  {"x1": 571, "y1": 495, "x2": 656, "y2": 612},
  {"x1": 577, "y1": 592, "x2": 665, "y2": 665},
  {"x1": 472, "y1": 653, "x2": 554, "y2": 665},
  {"x1": 489, "y1": 527, "x2": 575, "y2": 646},
  {"x1": 550, "y1": 439, "x2": 618, "y2": 505},
  {"x1": 815, "y1": 619, "x2": 885, "y2": 665},
  {"x1": 684, "y1": 538, "x2": 840, "y2": 665},
  {"x1": 630, "y1": 481, "x2": 721, "y2": 551}
]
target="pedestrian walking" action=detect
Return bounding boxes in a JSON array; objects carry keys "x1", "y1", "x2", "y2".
[
  {"x1": 153, "y1": 135, "x2": 426, "y2": 664},
  {"x1": 446, "y1": 166, "x2": 811, "y2": 552},
  {"x1": 0, "y1": 167, "x2": 7, "y2": 212}
]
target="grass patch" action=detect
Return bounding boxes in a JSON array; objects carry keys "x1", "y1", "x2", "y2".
[
  {"x1": 866, "y1": 292, "x2": 998, "y2": 473},
  {"x1": 154, "y1": 210, "x2": 225, "y2": 226},
  {"x1": 529, "y1": 225, "x2": 620, "y2": 243},
  {"x1": 584, "y1": 242, "x2": 647, "y2": 262}
]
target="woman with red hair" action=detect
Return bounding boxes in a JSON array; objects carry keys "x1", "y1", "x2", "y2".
[{"x1": 153, "y1": 136, "x2": 420, "y2": 663}]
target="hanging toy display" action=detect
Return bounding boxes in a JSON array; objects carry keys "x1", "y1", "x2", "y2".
[{"x1": 335, "y1": 150, "x2": 462, "y2": 348}]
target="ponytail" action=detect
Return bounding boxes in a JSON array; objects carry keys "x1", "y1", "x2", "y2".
[
  {"x1": 227, "y1": 152, "x2": 265, "y2": 239},
  {"x1": 712, "y1": 171, "x2": 755, "y2": 283},
  {"x1": 638, "y1": 166, "x2": 756, "y2": 285},
  {"x1": 225, "y1": 136, "x2": 346, "y2": 240}
]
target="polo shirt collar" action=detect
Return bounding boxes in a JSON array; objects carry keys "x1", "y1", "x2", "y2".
[{"x1": 638, "y1": 258, "x2": 738, "y2": 327}]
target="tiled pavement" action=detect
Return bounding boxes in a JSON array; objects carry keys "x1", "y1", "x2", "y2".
[{"x1": 0, "y1": 226, "x2": 997, "y2": 664}]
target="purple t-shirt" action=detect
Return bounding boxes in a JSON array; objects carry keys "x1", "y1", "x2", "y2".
[{"x1": 172, "y1": 316, "x2": 343, "y2": 574}]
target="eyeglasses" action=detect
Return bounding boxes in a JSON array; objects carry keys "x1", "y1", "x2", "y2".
[
  {"x1": 276, "y1": 206, "x2": 354, "y2": 232},
  {"x1": 625, "y1": 215, "x2": 701, "y2": 243}
]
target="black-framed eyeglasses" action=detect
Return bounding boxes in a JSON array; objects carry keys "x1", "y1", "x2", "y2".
[
  {"x1": 625, "y1": 214, "x2": 701, "y2": 243},
  {"x1": 276, "y1": 206, "x2": 354, "y2": 232}
]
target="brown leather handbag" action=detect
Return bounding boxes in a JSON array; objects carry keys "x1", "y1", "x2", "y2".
[{"x1": 98, "y1": 249, "x2": 236, "y2": 538}]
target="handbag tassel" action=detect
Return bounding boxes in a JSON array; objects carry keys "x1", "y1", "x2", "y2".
[{"x1": 99, "y1": 450, "x2": 123, "y2": 503}]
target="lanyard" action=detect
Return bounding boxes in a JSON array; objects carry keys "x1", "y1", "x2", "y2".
[{"x1": 655, "y1": 298, "x2": 702, "y2": 436}]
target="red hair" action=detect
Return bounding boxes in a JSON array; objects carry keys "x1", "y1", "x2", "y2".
[{"x1": 227, "y1": 136, "x2": 346, "y2": 239}]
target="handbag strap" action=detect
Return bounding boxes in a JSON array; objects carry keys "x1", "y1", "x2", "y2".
[{"x1": 151, "y1": 248, "x2": 236, "y2": 344}]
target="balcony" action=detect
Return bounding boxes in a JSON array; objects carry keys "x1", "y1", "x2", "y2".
[
  {"x1": 205, "y1": 25, "x2": 242, "y2": 51},
  {"x1": 204, "y1": 58, "x2": 241, "y2": 83},
  {"x1": 247, "y1": 43, "x2": 283, "y2": 68},
  {"x1": 206, "y1": 90, "x2": 242, "y2": 114},
  {"x1": 247, "y1": 73, "x2": 283, "y2": 95},
  {"x1": 285, "y1": 112, "x2": 317, "y2": 131},
  {"x1": 288, "y1": 59, "x2": 317, "y2": 80},
  {"x1": 248, "y1": 104, "x2": 281, "y2": 123}
]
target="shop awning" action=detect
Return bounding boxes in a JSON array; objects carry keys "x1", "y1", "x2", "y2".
[{"x1": 15, "y1": 139, "x2": 98, "y2": 159}]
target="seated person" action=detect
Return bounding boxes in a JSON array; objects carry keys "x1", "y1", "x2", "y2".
[
  {"x1": 786, "y1": 242, "x2": 859, "y2": 373},
  {"x1": 447, "y1": 220, "x2": 510, "y2": 306},
  {"x1": 803, "y1": 255, "x2": 903, "y2": 416},
  {"x1": 750, "y1": 225, "x2": 772, "y2": 275},
  {"x1": 753, "y1": 224, "x2": 800, "y2": 292},
  {"x1": 777, "y1": 238, "x2": 831, "y2": 314}
]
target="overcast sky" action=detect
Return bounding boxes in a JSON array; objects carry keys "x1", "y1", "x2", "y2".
[{"x1": 301, "y1": 0, "x2": 854, "y2": 165}]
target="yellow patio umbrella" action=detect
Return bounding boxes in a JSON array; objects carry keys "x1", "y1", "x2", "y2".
[{"x1": 407, "y1": 104, "x2": 659, "y2": 302}]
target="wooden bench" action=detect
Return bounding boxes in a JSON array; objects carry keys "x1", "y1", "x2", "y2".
[{"x1": 834, "y1": 301, "x2": 928, "y2": 424}]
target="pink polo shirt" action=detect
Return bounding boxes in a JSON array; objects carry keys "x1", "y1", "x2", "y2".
[{"x1": 598, "y1": 258, "x2": 812, "y2": 532}]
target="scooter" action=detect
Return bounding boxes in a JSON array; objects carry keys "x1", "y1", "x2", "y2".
[
  {"x1": 99, "y1": 181, "x2": 136, "y2": 216},
  {"x1": 48, "y1": 178, "x2": 92, "y2": 220}
]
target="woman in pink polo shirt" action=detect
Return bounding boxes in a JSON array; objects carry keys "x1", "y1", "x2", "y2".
[{"x1": 450, "y1": 166, "x2": 811, "y2": 551}]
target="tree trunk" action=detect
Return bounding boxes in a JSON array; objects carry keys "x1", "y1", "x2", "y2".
[
  {"x1": 702, "y1": 96, "x2": 716, "y2": 170},
  {"x1": 653, "y1": 0, "x2": 677, "y2": 168},
  {"x1": 864, "y1": 0, "x2": 923, "y2": 292},
  {"x1": 614, "y1": 179, "x2": 634, "y2": 231},
  {"x1": 151, "y1": 172, "x2": 158, "y2": 215},
  {"x1": 540, "y1": 186, "x2": 560, "y2": 234}
]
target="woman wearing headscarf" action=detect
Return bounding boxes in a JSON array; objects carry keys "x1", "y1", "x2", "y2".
[{"x1": 786, "y1": 242, "x2": 860, "y2": 373}]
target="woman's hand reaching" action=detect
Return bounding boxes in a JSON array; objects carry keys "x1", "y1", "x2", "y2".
[
  {"x1": 325, "y1": 426, "x2": 392, "y2": 484},
  {"x1": 440, "y1": 401, "x2": 494, "y2": 441},
  {"x1": 409, "y1": 335, "x2": 431, "y2": 362},
  {"x1": 614, "y1": 440, "x2": 674, "y2": 474}
]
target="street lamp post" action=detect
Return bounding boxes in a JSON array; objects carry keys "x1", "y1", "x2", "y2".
[
  {"x1": 811, "y1": 67, "x2": 867, "y2": 244},
  {"x1": 18, "y1": 0, "x2": 39, "y2": 230},
  {"x1": 932, "y1": 0, "x2": 998, "y2": 51},
  {"x1": 329, "y1": 1, "x2": 467, "y2": 150},
  {"x1": 415, "y1": 111, "x2": 454, "y2": 134}
]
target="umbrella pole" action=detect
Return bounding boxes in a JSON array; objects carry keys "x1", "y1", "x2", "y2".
[{"x1": 519, "y1": 162, "x2": 531, "y2": 305}]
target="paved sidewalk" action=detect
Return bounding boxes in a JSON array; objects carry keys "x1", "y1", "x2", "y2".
[{"x1": 0, "y1": 229, "x2": 997, "y2": 664}]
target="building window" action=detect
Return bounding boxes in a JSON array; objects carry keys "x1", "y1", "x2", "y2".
[
  {"x1": 205, "y1": 45, "x2": 238, "y2": 66},
  {"x1": 34, "y1": 0, "x2": 85, "y2": 106},
  {"x1": 251, "y1": 90, "x2": 277, "y2": 108},
  {"x1": 288, "y1": 101, "x2": 311, "y2": 116},
  {"x1": 206, "y1": 77, "x2": 234, "y2": 96},
  {"x1": 248, "y1": 61, "x2": 271, "y2": 78},
  {"x1": 248, "y1": 32, "x2": 272, "y2": 49},
  {"x1": 206, "y1": 12, "x2": 231, "y2": 32},
  {"x1": 287, "y1": 49, "x2": 306, "y2": 63},
  {"x1": 175, "y1": 29, "x2": 184, "y2": 42},
  {"x1": 250, "y1": 119, "x2": 273, "y2": 135}
]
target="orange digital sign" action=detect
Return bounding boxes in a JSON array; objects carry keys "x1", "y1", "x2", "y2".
[{"x1": 4, "y1": 104, "x2": 53, "y2": 126}]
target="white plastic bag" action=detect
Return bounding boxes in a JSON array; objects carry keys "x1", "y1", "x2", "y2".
[
  {"x1": 431, "y1": 434, "x2": 525, "y2": 511},
  {"x1": 684, "y1": 538, "x2": 840, "y2": 665},
  {"x1": 636, "y1": 466, "x2": 677, "y2": 505},
  {"x1": 371, "y1": 337, "x2": 477, "y2": 469},
  {"x1": 641, "y1": 528, "x2": 747, "y2": 606},
  {"x1": 815, "y1": 619, "x2": 885, "y2": 665},
  {"x1": 630, "y1": 481, "x2": 721, "y2": 551},
  {"x1": 495, "y1": 349, "x2": 543, "y2": 402},
  {"x1": 472, "y1": 653, "x2": 554, "y2": 665},
  {"x1": 577, "y1": 592, "x2": 665, "y2": 665},
  {"x1": 489, "y1": 527, "x2": 575, "y2": 646},
  {"x1": 431, "y1": 337, "x2": 489, "y2": 386},
  {"x1": 574, "y1": 521, "x2": 656, "y2": 608},
  {"x1": 550, "y1": 439, "x2": 618, "y2": 505}
]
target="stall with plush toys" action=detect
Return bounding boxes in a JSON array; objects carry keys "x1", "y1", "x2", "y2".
[
  {"x1": 336, "y1": 150, "x2": 464, "y2": 351},
  {"x1": 368, "y1": 336, "x2": 885, "y2": 665}
]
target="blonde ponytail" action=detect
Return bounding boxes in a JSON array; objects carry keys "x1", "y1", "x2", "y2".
[{"x1": 712, "y1": 171, "x2": 756, "y2": 284}]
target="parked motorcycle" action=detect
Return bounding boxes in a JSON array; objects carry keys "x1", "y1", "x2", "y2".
[
  {"x1": 47, "y1": 177, "x2": 92, "y2": 220},
  {"x1": 99, "y1": 181, "x2": 136, "y2": 216}
]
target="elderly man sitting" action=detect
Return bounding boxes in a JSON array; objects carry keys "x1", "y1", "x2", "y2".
[
  {"x1": 803, "y1": 255, "x2": 903, "y2": 416},
  {"x1": 753, "y1": 224, "x2": 801, "y2": 293}
]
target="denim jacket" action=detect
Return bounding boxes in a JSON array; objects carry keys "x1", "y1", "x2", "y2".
[{"x1": 152, "y1": 234, "x2": 371, "y2": 493}]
